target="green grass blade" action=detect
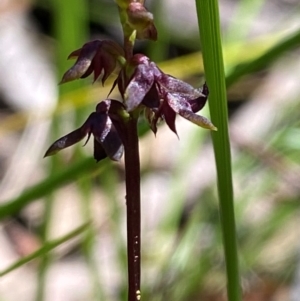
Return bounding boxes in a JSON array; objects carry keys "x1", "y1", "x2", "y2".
[
  {"x1": 195, "y1": 1, "x2": 241, "y2": 301},
  {"x1": 79, "y1": 176, "x2": 105, "y2": 300},
  {"x1": 226, "y1": 28, "x2": 300, "y2": 87},
  {"x1": 0, "y1": 223, "x2": 89, "y2": 277},
  {"x1": 0, "y1": 158, "x2": 105, "y2": 220}
]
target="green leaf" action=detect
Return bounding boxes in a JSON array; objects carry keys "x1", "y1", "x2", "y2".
[
  {"x1": 195, "y1": 0, "x2": 241, "y2": 301},
  {"x1": 0, "y1": 223, "x2": 89, "y2": 277},
  {"x1": 0, "y1": 158, "x2": 105, "y2": 220}
]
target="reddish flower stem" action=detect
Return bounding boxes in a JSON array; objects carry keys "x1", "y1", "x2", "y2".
[{"x1": 123, "y1": 115, "x2": 141, "y2": 301}]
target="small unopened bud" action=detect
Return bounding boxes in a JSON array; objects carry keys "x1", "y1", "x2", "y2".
[{"x1": 127, "y1": 2, "x2": 157, "y2": 40}]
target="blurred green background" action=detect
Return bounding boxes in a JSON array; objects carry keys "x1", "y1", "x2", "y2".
[{"x1": 0, "y1": 0, "x2": 300, "y2": 300}]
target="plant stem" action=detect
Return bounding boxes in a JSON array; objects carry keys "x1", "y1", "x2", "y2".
[
  {"x1": 117, "y1": 5, "x2": 136, "y2": 61},
  {"x1": 123, "y1": 115, "x2": 141, "y2": 301},
  {"x1": 123, "y1": 32, "x2": 136, "y2": 61},
  {"x1": 195, "y1": 0, "x2": 241, "y2": 301},
  {"x1": 117, "y1": 3, "x2": 140, "y2": 299}
]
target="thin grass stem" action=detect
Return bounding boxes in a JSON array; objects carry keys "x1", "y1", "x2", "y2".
[{"x1": 195, "y1": 1, "x2": 241, "y2": 300}]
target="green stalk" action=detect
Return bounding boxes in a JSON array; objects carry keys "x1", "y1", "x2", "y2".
[
  {"x1": 226, "y1": 28, "x2": 300, "y2": 87},
  {"x1": 79, "y1": 177, "x2": 104, "y2": 301},
  {"x1": 0, "y1": 158, "x2": 102, "y2": 220},
  {"x1": 35, "y1": 194, "x2": 53, "y2": 301},
  {"x1": 195, "y1": 1, "x2": 241, "y2": 301}
]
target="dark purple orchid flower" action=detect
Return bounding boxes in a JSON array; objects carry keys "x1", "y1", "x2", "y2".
[
  {"x1": 60, "y1": 40, "x2": 124, "y2": 85},
  {"x1": 44, "y1": 100, "x2": 125, "y2": 162},
  {"x1": 117, "y1": 54, "x2": 217, "y2": 134}
]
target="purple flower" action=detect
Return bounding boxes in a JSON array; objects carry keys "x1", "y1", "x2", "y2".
[
  {"x1": 117, "y1": 54, "x2": 217, "y2": 134},
  {"x1": 60, "y1": 40, "x2": 124, "y2": 85},
  {"x1": 44, "y1": 100, "x2": 125, "y2": 162}
]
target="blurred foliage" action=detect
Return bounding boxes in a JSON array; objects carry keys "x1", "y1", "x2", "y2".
[{"x1": 0, "y1": 0, "x2": 300, "y2": 301}]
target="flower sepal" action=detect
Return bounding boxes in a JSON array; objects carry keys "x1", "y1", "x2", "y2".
[
  {"x1": 44, "y1": 100, "x2": 126, "y2": 162},
  {"x1": 60, "y1": 40, "x2": 125, "y2": 85}
]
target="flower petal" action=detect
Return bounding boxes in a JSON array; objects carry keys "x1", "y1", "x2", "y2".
[
  {"x1": 94, "y1": 126, "x2": 124, "y2": 162},
  {"x1": 188, "y1": 83, "x2": 209, "y2": 113},
  {"x1": 162, "y1": 102, "x2": 178, "y2": 135},
  {"x1": 159, "y1": 73, "x2": 206, "y2": 100},
  {"x1": 101, "y1": 53, "x2": 117, "y2": 85},
  {"x1": 91, "y1": 52, "x2": 104, "y2": 82},
  {"x1": 165, "y1": 93, "x2": 191, "y2": 114},
  {"x1": 142, "y1": 83, "x2": 160, "y2": 109},
  {"x1": 44, "y1": 127, "x2": 89, "y2": 157},
  {"x1": 179, "y1": 110, "x2": 217, "y2": 130},
  {"x1": 99, "y1": 100, "x2": 129, "y2": 144},
  {"x1": 166, "y1": 93, "x2": 217, "y2": 131},
  {"x1": 96, "y1": 99, "x2": 127, "y2": 122},
  {"x1": 93, "y1": 139, "x2": 107, "y2": 162},
  {"x1": 125, "y1": 63, "x2": 155, "y2": 111},
  {"x1": 100, "y1": 124, "x2": 124, "y2": 161},
  {"x1": 90, "y1": 112, "x2": 124, "y2": 161},
  {"x1": 44, "y1": 112, "x2": 95, "y2": 157},
  {"x1": 80, "y1": 64, "x2": 94, "y2": 79},
  {"x1": 188, "y1": 94, "x2": 208, "y2": 113},
  {"x1": 144, "y1": 107, "x2": 158, "y2": 134},
  {"x1": 60, "y1": 40, "x2": 124, "y2": 84},
  {"x1": 68, "y1": 48, "x2": 82, "y2": 59},
  {"x1": 60, "y1": 41, "x2": 101, "y2": 83}
]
